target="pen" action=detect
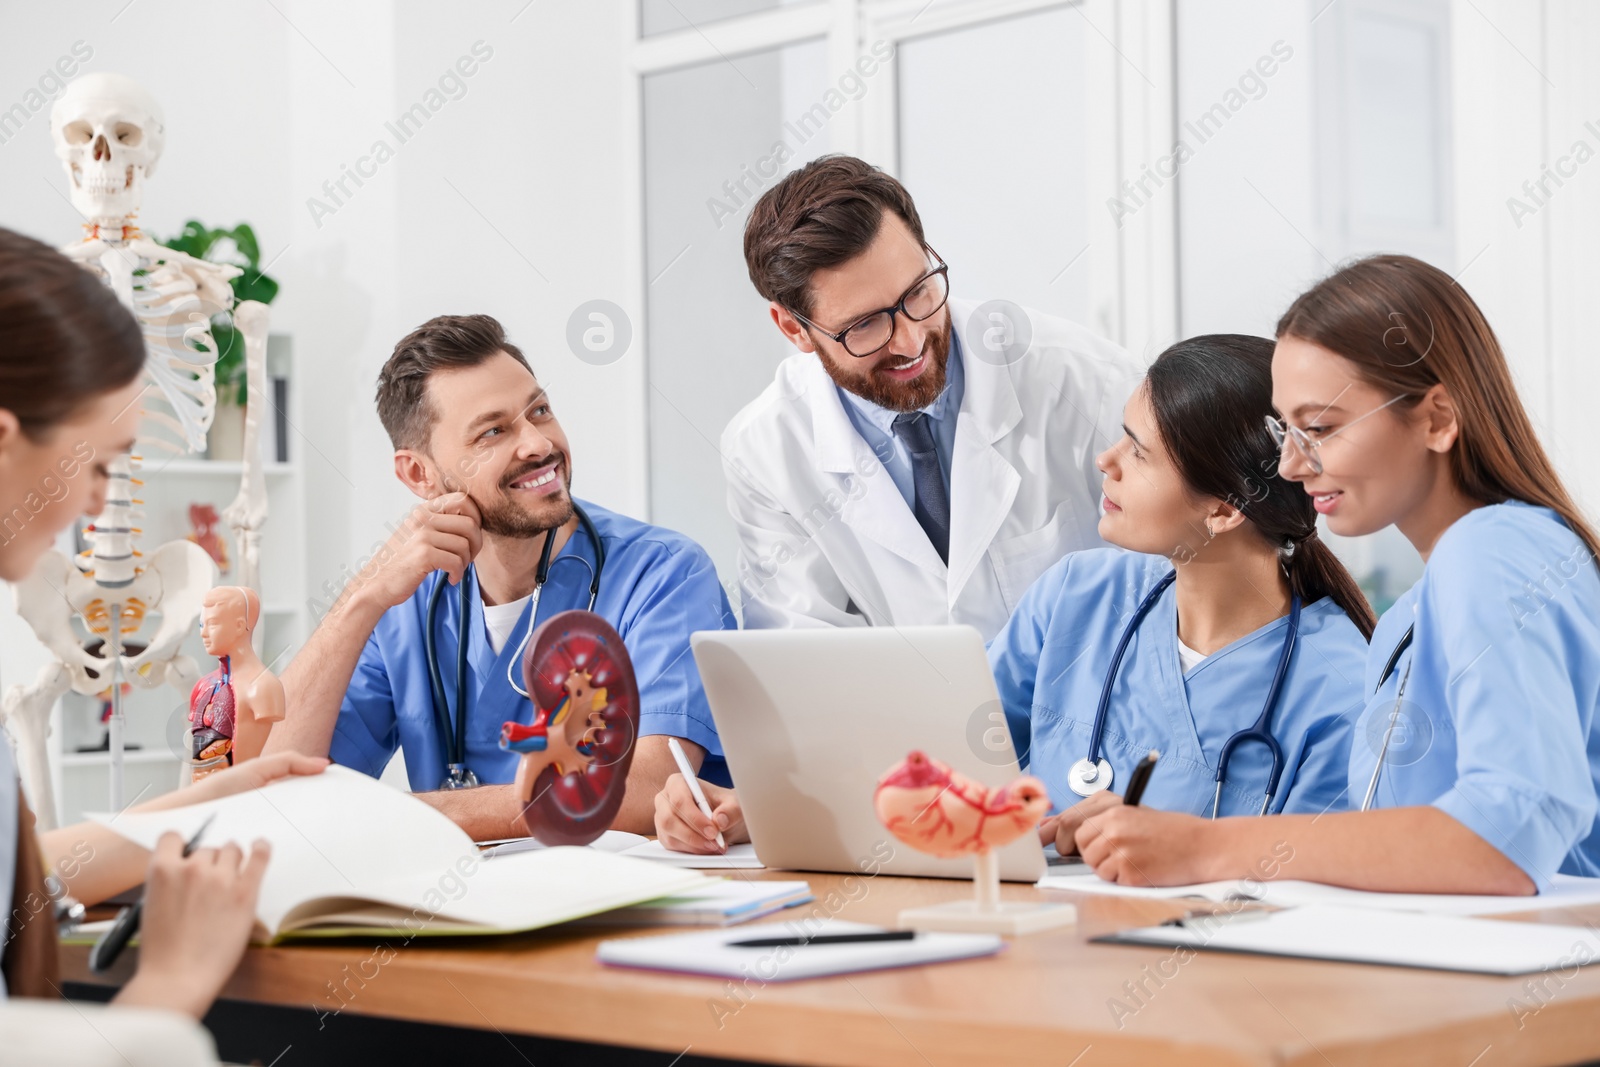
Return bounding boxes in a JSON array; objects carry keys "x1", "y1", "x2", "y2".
[
  {"x1": 91, "y1": 814, "x2": 215, "y2": 973},
  {"x1": 729, "y1": 930, "x2": 916, "y2": 948},
  {"x1": 1123, "y1": 749, "x2": 1159, "y2": 807},
  {"x1": 667, "y1": 737, "x2": 726, "y2": 851}
]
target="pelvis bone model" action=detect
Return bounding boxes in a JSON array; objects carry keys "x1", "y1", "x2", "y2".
[
  {"x1": 0, "y1": 72, "x2": 272, "y2": 825},
  {"x1": 501, "y1": 611, "x2": 639, "y2": 846}
]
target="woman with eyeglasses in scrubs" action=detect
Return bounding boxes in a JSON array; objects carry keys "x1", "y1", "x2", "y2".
[
  {"x1": 1071, "y1": 254, "x2": 1600, "y2": 895},
  {"x1": 0, "y1": 227, "x2": 326, "y2": 1057},
  {"x1": 988, "y1": 334, "x2": 1375, "y2": 859}
]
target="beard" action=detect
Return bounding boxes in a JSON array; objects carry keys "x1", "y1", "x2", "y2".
[
  {"x1": 475, "y1": 457, "x2": 576, "y2": 538},
  {"x1": 820, "y1": 311, "x2": 951, "y2": 414}
]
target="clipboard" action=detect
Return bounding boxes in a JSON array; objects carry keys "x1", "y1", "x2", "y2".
[{"x1": 1094, "y1": 904, "x2": 1600, "y2": 976}]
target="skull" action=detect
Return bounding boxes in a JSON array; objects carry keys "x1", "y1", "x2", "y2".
[{"x1": 50, "y1": 73, "x2": 165, "y2": 226}]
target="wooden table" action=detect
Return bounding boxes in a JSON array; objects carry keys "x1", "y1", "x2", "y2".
[{"x1": 62, "y1": 869, "x2": 1600, "y2": 1067}]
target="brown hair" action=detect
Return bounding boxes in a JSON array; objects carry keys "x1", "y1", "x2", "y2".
[
  {"x1": 743, "y1": 155, "x2": 925, "y2": 319},
  {"x1": 1277, "y1": 254, "x2": 1600, "y2": 562},
  {"x1": 376, "y1": 314, "x2": 531, "y2": 452},
  {"x1": 0, "y1": 226, "x2": 145, "y2": 439},
  {"x1": 1147, "y1": 334, "x2": 1377, "y2": 639}
]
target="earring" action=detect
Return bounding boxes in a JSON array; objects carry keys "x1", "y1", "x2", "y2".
[{"x1": 1205, "y1": 521, "x2": 1214, "y2": 538}]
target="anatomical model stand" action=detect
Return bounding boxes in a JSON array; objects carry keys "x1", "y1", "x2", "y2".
[
  {"x1": 874, "y1": 750, "x2": 1077, "y2": 935},
  {"x1": 189, "y1": 587, "x2": 284, "y2": 779}
]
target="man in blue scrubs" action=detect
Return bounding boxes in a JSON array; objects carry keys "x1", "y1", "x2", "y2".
[{"x1": 269, "y1": 314, "x2": 732, "y2": 839}]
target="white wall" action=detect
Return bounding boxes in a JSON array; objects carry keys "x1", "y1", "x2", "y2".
[
  {"x1": 0, "y1": 0, "x2": 636, "y2": 707},
  {"x1": 6, "y1": 0, "x2": 1600, "y2": 686}
]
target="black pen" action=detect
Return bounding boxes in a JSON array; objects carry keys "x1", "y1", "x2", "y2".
[
  {"x1": 91, "y1": 815, "x2": 215, "y2": 972},
  {"x1": 729, "y1": 930, "x2": 916, "y2": 948},
  {"x1": 1123, "y1": 749, "x2": 1160, "y2": 808}
]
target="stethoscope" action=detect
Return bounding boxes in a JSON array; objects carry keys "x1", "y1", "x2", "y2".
[
  {"x1": 423, "y1": 502, "x2": 606, "y2": 790},
  {"x1": 1068, "y1": 570, "x2": 1303, "y2": 817},
  {"x1": 1359, "y1": 624, "x2": 1416, "y2": 812}
]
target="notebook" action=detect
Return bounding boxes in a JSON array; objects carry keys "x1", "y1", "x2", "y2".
[
  {"x1": 1096, "y1": 905, "x2": 1600, "y2": 975},
  {"x1": 88, "y1": 766, "x2": 708, "y2": 943},
  {"x1": 1040, "y1": 872, "x2": 1600, "y2": 916},
  {"x1": 582, "y1": 880, "x2": 813, "y2": 926},
  {"x1": 619, "y1": 840, "x2": 765, "y2": 869},
  {"x1": 597, "y1": 919, "x2": 1004, "y2": 980}
]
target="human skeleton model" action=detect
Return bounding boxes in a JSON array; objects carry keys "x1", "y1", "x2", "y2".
[
  {"x1": 189, "y1": 587, "x2": 285, "y2": 779},
  {"x1": 0, "y1": 73, "x2": 272, "y2": 824}
]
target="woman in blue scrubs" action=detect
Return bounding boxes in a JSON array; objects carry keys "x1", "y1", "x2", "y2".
[
  {"x1": 1071, "y1": 254, "x2": 1600, "y2": 894},
  {"x1": 990, "y1": 335, "x2": 1374, "y2": 853}
]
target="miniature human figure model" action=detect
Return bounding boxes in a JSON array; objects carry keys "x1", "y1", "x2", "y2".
[
  {"x1": 500, "y1": 669, "x2": 607, "y2": 807},
  {"x1": 189, "y1": 587, "x2": 284, "y2": 777}
]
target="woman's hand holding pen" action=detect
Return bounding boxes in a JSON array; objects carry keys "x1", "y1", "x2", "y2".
[{"x1": 115, "y1": 834, "x2": 273, "y2": 1019}]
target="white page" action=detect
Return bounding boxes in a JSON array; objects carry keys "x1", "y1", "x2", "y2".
[
  {"x1": 90, "y1": 766, "x2": 476, "y2": 933},
  {"x1": 480, "y1": 829, "x2": 648, "y2": 859},
  {"x1": 1038, "y1": 872, "x2": 1242, "y2": 901},
  {"x1": 1109, "y1": 905, "x2": 1600, "y2": 975},
  {"x1": 619, "y1": 840, "x2": 765, "y2": 869},
  {"x1": 1240, "y1": 875, "x2": 1600, "y2": 915},
  {"x1": 90, "y1": 767, "x2": 707, "y2": 936},
  {"x1": 1039, "y1": 870, "x2": 1600, "y2": 916}
]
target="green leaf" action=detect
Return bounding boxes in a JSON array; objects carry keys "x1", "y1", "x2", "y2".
[
  {"x1": 232, "y1": 271, "x2": 279, "y2": 306},
  {"x1": 227, "y1": 223, "x2": 261, "y2": 267}
]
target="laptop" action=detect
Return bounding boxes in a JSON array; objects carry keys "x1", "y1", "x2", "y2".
[{"x1": 690, "y1": 626, "x2": 1047, "y2": 882}]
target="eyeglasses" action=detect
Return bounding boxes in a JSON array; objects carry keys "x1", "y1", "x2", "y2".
[
  {"x1": 788, "y1": 249, "x2": 950, "y2": 358},
  {"x1": 1265, "y1": 394, "x2": 1412, "y2": 476}
]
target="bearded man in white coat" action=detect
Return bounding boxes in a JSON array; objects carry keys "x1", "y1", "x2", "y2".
[
  {"x1": 650, "y1": 156, "x2": 1142, "y2": 852},
  {"x1": 725, "y1": 154, "x2": 1140, "y2": 641}
]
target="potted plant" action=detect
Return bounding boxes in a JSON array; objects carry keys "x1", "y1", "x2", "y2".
[{"x1": 157, "y1": 220, "x2": 280, "y2": 461}]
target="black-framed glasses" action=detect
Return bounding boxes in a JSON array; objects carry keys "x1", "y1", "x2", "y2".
[{"x1": 789, "y1": 249, "x2": 950, "y2": 358}]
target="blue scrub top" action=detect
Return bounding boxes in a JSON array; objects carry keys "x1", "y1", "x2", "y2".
[
  {"x1": 331, "y1": 498, "x2": 736, "y2": 792},
  {"x1": 1350, "y1": 502, "x2": 1600, "y2": 889},
  {"x1": 989, "y1": 548, "x2": 1369, "y2": 817}
]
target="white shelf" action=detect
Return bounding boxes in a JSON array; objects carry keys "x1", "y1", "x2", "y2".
[
  {"x1": 61, "y1": 749, "x2": 181, "y2": 768},
  {"x1": 142, "y1": 459, "x2": 296, "y2": 476}
]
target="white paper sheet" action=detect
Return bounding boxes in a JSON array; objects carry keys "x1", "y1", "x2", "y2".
[
  {"x1": 619, "y1": 840, "x2": 765, "y2": 869},
  {"x1": 1039, "y1": 871, "x2": 1600, "y2": 915}
]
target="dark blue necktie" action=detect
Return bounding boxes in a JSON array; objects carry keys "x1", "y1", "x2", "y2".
[{"x1": 892, "y1": 411, "x2": 950, "y2": 564}]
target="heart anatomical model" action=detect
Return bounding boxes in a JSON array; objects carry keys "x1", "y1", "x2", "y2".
[
  {"x1": 502, "y1": 610, "x2": 639, "y2": 846},
  {"x1": 874, "y1": 750, "x2": 1052, "y2": 859}
]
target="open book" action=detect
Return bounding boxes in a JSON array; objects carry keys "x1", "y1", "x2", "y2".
[{"x1": 89, "y1": 766, "x2": 709, "y2": 944}]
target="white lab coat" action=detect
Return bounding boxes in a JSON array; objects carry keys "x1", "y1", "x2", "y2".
[{"x1": 722, "y1": 297, "x2": 1142, "y2": 640}]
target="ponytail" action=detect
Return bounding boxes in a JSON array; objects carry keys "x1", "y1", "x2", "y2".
[{"x1": 1285, "y1": 532, "x2": 1376, "y2": 640}]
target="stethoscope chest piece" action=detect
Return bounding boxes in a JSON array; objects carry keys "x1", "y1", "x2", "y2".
[
  {"x1": 1069, "y1": 756, "x2": 1114, "y2": 797},
  {"x1": 441, "y1": 764, "x2": 480, "y2": 790}
]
